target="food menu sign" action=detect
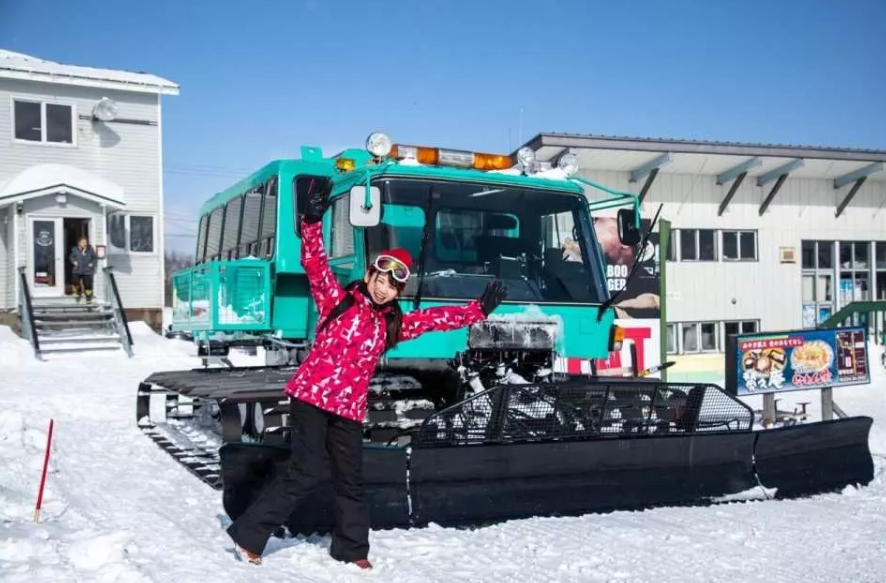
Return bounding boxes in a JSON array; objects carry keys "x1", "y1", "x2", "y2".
[{"x1": 730, "y1": 326, "x2": 870, "y2": 396}]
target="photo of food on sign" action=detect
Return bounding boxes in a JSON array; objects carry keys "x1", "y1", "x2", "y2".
[{"x1": 735, "y1": 328, "x2": 870, "y2": 396}]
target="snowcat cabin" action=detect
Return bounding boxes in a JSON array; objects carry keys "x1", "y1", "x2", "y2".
[
  {"x1": 169, "y1": 158, "x2": 338, "y2": 343},
  {"x1": 169, "y1": 133, "x2": 641, "y2": 370},
  {"x1": 355, "y1": 176, "x2": 615, "y2": 362}
]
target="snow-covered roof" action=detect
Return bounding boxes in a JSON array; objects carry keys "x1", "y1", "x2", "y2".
[
  {"x1": 0, "y1": 48, "x2": 179, "y2": 96},
  {"x1": 0, "y1": 163, "x2": 125, "y2": 209}
]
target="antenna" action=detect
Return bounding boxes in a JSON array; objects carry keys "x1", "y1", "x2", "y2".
[{"x1": 518, "y1": 107, "x2": 524, "y2": 146}]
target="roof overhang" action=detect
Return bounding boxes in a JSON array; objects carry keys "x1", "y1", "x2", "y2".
[
  {"x1": 519, "y1": 133, "x2": 886, "y2": 184},
  {"x1": 0, "y1": 164, "x2": 125, "y2": 209},
  {"x1": 0, "y1": 49, "x2": 179, "y2": 96}
]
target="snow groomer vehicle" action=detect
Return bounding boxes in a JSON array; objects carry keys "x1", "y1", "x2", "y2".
[{"x1": 139, "y1": 132, "x2": 874, "y2": 534}]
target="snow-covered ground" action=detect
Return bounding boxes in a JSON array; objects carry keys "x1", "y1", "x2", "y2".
[{"x1": 1, "y1": 324, "x2": 885, "y2": 583}]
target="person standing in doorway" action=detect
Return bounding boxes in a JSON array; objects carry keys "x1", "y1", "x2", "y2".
[{"x1": 69, "y1": 236, "x2": 97, "y2": 303}]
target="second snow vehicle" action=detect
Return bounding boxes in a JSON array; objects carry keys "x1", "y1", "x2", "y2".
[{"x1": 138, "y1": 133, "x2": 875, "y2": 534}]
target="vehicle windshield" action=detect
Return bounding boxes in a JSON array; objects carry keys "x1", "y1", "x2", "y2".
[{"x1": 364, "y1": 178, "x2": 609, "y2": 304}]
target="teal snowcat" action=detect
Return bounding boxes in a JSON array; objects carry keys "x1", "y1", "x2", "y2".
[{"x1": 137, "y1": 133, "x2": 873, "y2": 535}]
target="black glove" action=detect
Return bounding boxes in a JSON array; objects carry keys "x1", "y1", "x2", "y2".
[
  {"x1": 479, "y1": 280, "x2": 507, "y2": 315},
  {"x1": 303, "y1": 184, "x2": 332, "y2": 224}
]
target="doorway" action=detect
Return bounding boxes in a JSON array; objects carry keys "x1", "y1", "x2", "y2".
[
  {"x1": 63, "y1": 218, "x2": 92, "y2": 296},
  {"x1": 28, "y1": 217, "x2": 65, "y2": 297},
  {"x1": 27, "y1": 217, "x2": 92, "y2": 298}
]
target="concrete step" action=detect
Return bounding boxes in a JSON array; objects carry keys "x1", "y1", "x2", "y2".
[
  {"x1": 39, "y1": 333, "x2": 121, "y2": 344},
  {"x1": 35, "y1": 319, "x2": 115, "y2": 328},
  {"x1": 32, "y1": 302, "x2": 111, "y2": 311},
  {"x1": 39, "y1": 343, "x2": 123, "y2": 354},
  {"x1": 33, "y1": 309, "x2": 114, "y2": 321}
]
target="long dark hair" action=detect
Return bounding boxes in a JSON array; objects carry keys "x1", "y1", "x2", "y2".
[{"x1": 318, "y1": 269, "x2": 405, "y2": 350}]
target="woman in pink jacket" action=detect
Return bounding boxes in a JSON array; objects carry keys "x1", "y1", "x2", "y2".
[{"x1": 227, "y1": 185, "x2": 507, "y2": 569}]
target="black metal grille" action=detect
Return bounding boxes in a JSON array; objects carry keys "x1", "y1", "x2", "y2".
[{"x1": 415, "y1": 378, "x2": 754, "y2": 447}]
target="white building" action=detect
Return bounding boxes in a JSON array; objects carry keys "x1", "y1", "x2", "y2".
[
  {"x1": 522, "y1": 133, "x2": 886, "y2": 378},
  {"x1": 0, "y1": 49, "x2": 178, "y2": 331}
]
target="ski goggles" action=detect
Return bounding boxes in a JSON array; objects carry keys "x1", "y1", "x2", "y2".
[{"x1": 373, "y1": 255, "x2": 410, "y2": 283}]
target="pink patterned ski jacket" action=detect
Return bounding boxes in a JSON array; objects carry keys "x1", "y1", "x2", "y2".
[{"x1": 284, "y1": 219, "x2": 488, "y2": 422}]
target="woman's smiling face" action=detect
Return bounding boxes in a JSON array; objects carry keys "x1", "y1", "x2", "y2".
[{"x1": 364, "y1": 270, "x2": 400, "y2": 305}]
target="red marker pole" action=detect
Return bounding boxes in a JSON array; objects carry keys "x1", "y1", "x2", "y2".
[{"x1": 34, "y1": 419, "x2": 54, "y2": 523}]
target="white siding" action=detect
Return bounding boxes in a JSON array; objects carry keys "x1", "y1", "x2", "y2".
[
  {"x1": 0, "y1": 205, "x2": 7, "y2": 309},
  {"x1": 0, "y1": 78, "x2": 164, "y2": 310},
  {"x1": 577, "y1": 168, "x2": 886, "y2": 338}
]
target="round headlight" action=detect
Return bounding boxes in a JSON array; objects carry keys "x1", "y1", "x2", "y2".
[
  {"x1": 557, "y1": 152, "x2": 578, "y2": 176},
  {"x1": 516, "y1": 147, "x2": 536, "y2": 168},
  {"x1": 366, "y1": 132, "x2": 392, "y2": 157}
]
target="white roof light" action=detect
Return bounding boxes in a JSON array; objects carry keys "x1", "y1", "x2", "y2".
[{"x1": 366, "y1": 132, "x2": 392, "y2": 157}]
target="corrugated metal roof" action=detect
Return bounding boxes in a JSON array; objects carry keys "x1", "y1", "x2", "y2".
[
  {"x1": 0, "y1": 48, "x2": 179, "y2": 95},
  {"x1": 519, "y1": 132, "x2": 886, "y2": 162}
]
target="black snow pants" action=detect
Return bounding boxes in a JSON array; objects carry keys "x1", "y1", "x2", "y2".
[{"x1": 226, "y1": 398, "x2": 370, "y2": 562}]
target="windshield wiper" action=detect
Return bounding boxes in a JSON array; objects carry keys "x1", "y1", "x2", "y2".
[{"x1": 412, "y1": 185, "x2": 435, "y2": 310}]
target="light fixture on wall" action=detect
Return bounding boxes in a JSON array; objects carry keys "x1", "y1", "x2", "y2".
[{"x1": 92, "y1": 97, "x2": 119, "y2": 122}]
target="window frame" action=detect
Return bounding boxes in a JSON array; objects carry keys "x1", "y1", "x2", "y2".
[
  {"x1": 221, "y1": 195, "x2": 244, "y2": 260},
  {"x1": 677, "y1": 228, "x2": 718, "y2": 262},
  {"x1": 721, "y1": 229, "x2": 758, "y2": 262},
  {"x1": 258, "y1": 177, "x2": 278, "y2": 259},
  {"x1": 723, "y1": 319, "x2": 759, "y2": 341},
  {"x1": 665, "y1": 323, "x2": 677, "y2": 355},
  {"x1": 329, "y1": 193, "x2": 354, "y2": 260},
  {"x1": 107, "y1": 213, "x2": 158, "y2": 256},
  {"x1": 10, "y1": 97, "x2": 78, "y2": 147},
  {"x1": 677, "y1": 321, "x2": 720, "y2": 354}
]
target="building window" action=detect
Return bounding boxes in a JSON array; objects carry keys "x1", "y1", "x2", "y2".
[
  {"x1": 801, "y1": 240, "x2": 835, "y2": 328},
  {"x1": 108, "y1": 214, "x2": 156, "y2": 254},
  {"x1": 130, "y1": 216, "x2": 155, "y2": 253},
  {"x1": 722, "y1": 230, "x2": 757, "y2": 261},
  {"x1": 678, "y1": 229, "x2": 716, "y2": 261},
  {"x1": 13, "y1": 100, "x2": 75, "y2": 144},
  {"x1": 839, "y1": 241, "x2": 870, "y2": 308},
  {"x1": 664, "y1": 233, "x2": 676, "y2": 262},
  {"x1": 666, "y1": 323, "x2": 677, "y2": 354},
  {"x1": 678, "y1": 322, "x2": 718, "y2": 353},
  {"x1": 724, "y1": 320, "x2": 758, "y2": 339}
]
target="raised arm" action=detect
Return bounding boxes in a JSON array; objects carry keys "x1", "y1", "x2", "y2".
[
  {"x1": 398, "y1": 280, "x2": 507, "y2": 342},
  {"x1": 300, "y1": 187, "x2": 343, "y2": 320}
]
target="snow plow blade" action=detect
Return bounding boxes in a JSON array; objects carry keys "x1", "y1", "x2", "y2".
[
  {"x1": 754, "y1": 416, "x2": 874, "y2": 498},
  {"x1": 209, "y1": 378, "x2": 861, "y2": 533},
  {"x1": 217, "y1": 378, "x2": 875, "y2": 534}
]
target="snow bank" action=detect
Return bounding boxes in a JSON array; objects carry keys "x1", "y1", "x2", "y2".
[{"x1": 1, "y1": 321, "x2": 886, "y2": 582}]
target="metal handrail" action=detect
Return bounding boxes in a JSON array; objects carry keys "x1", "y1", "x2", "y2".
[
  {"x1": 817, "y1": 300, "x2": 886, "y2": 331},
  {"x1": 103, "y1": 266, "x2": 134, "y2": 357},
  {"x1": 16, "y1": 266, "x2": 40, "y2": 357}
]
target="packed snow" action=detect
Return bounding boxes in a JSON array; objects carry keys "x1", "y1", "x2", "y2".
[{"x1": 1, "y1": 323, "x2": 885, "y2": 582}]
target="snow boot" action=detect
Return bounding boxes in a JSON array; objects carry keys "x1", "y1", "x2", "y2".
[
  {"x1": 351, "y1": 559, "x2": 372, "y2": 570},
  {"x1": 233, "y1": 544, "x2": 262, "y2": 565}
]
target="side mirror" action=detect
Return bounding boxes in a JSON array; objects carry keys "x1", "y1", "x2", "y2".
[
  {"x1": 617, "y1": 208, "x2": 641, "y2": 246},
  {"x1": 349, "y1": 185, "x2": 381, "y2": 227}
]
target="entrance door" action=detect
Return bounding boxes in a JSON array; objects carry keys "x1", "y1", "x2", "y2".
[{"x1": 28, "y1": 217, "x2": 65, "y2": 297}]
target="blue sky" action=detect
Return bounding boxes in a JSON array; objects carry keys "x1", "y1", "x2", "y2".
[{"x1": 2, "y1": 0, "x2": 885, "y2": 253}]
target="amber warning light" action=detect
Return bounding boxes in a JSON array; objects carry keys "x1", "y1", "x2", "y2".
[{"x1": 390, "y1": 144, "x2": 514, "y2": 171}]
